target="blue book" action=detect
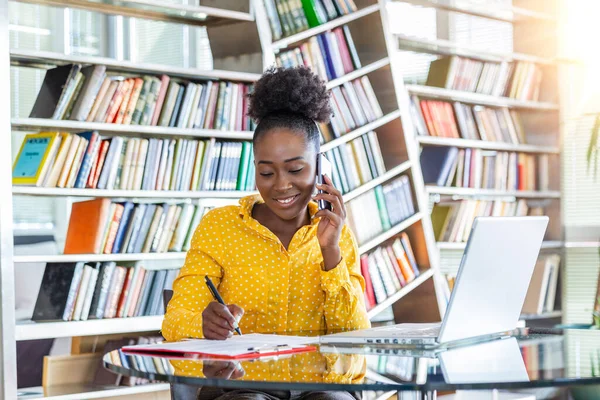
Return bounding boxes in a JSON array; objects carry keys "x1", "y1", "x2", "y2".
[
  {"x1": 74, "y1": 131, "x2": 100, "y2": 188},
  {"x1": 420, "y1": 146, "x2": 459, "y2": 186},
  {"x1": 316, "y1": 34, "x2": 336, "y2": 80},
  {"x1": 111, "y1": 202, "x2": 135, "y2": 253},
  {"x1": 92, "y1": 262, "x2": 116, "y2": 319}
]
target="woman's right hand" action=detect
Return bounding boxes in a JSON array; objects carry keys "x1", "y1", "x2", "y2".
[{"x1": 202, "y1": 301, "x2": 244, "y2": 340}]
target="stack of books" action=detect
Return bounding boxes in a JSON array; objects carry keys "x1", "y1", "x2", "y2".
[
  {"x1": 264, "y1": 0, "x2": 358, "y2": 40},
  {"x1": 325, "y1": 131, "x2": 386, "y2": 194},
  {"x1": 276, "y1": 26, "x2": 361, "y2": 81},
  {"x1": 410, "y1": 96, "x2": 526, "y2": 143},
  {"x1": 420, "y1": 146, "x2": 550, "y2": 191},
  {"x1": 346, "y1": 175, "x2": 415, "y2": 245},
  {"x1": 63, "y1": 199, "x2": 214, "y2": 255},
  {"x1": 12, "y1": 131, "x2": 256, "y2": 191},
  {"x1": 426, "y1": 56, "x2": 543, "y2": 101},
  {"x1": 32, "y1": 262, "x2": 180, "y2": 322},
  {"x1": 431, "y1": 199, "x2": 544, "y2": 243},
  {"x1": 29, "y1": 63, "x2": 255, "y2": 131},
  {"x1": 360, "y1": 233, "x2": 420, "y2": 309}
]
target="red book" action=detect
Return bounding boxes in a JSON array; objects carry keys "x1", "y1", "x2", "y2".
[
  {"x1": 103, "y1": 203, "x2": 125, "y2": 254},
  {"x1": 360, "y1": 254, "x2": 376, "y2": 309},
  {"x1": 90, "y1": 139, "x2": 110, "y2": 189},
  {"x1": 333, "y1": 28, "x2": 354, "y2": 74},
  {"x1": 385, "y1": 246, "x2": 407, "y2": 287},
  {"x1": 116, "y1": 267, "x2": 135, "y2": 318},
  {"x1": 419, "y1": 100, "x2": 437, "y2": 136},
  {"x1": 151, "y1": 74, "x2": 170, "y2": 126}
]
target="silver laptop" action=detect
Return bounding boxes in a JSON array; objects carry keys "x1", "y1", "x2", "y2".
[{"x1": 321, "y1": 216, "x2": 549, "y2": 348}]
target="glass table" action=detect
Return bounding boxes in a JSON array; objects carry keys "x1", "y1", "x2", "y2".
[{"x1": 102, "y1": 328, "x2": 600, "y2": 399}]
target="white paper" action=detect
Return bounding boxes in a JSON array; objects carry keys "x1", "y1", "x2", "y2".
[{"x1": 123, "y1": 333, "x2": 319, "y2": 356}]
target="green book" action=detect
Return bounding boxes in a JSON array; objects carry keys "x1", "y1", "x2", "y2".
[
  {"x1": 275, "y1": 0, "x2": 295, "y2": 36},
  {"x1": 301, "y1": 0, "x2": 326, "y2": 27},
  {"x1": 236, "y1": 142, "x2": 251, "y2": 191},
  {"x1": 373, "y1": 186, "x2": 391, "y2": 231}
]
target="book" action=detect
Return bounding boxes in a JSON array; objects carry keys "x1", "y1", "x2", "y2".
[
  {"x1": 12, "y1": 132, "x2": 61, "y2": 186},
  {"x1": 32, "y1": 263, "x2": 82, "y2": 321},
  {"x1": 63, "y1": 198, "x2": 113, "y2": 254}
]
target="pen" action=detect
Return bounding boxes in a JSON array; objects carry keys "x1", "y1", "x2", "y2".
[{"x1": 204, "y1": 275, "x2": 242, "y2": 336}]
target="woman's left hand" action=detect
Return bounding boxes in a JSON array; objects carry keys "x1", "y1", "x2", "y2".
[{"x1": 313, "y1": 175, "x2": 346, "y2": 270}]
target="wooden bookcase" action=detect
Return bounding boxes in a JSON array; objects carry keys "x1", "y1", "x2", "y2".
[{"x1": 0, "y1": 0, "x2": 566, "y2": 398}]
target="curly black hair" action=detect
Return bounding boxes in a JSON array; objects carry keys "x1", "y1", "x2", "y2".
[{"x1": 247, "y1": 66, "x2": 332, "y2": 152}]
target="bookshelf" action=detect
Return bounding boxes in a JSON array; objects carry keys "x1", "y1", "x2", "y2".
[
  {"x1": 390, "y1": 0, "x2": 565, "y2": 321},
  {"x1": 254, "y1": 0, "x2": 448, "y2": 322}
]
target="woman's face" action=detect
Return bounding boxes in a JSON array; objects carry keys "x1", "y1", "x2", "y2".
[{"x1": 254, "y1": 128, "x2": 317, "y2": 221}]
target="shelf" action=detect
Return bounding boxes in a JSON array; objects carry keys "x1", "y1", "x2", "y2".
[
  {"x1": 17, "y1": 383, "x2": 170, "y2": 400},
  {"x1": 11, "y1": 118, "x2": 254, "y2": 140},
  {"x1": 520, "y1": 311, "x2": 562, "y2": 320},
  {"x1": 564, "y1": 241, "x2": 600, "y2": 248},
  {"x1": 437, "y1": 240, "x2": 564, "y2": 250},
  {"x1": 393, "y1": 0, "x2": 555, "y2": 23},
  {"x1": 358, "y1": 212, "x2": 423, "y2": 255},
  {"x1": 13, "y1": 252, "x2": 186, "y2": 263},
  {"x1": 426, "y1": 186, "x2": 561, "y2": 199},
  {"x1": 11, "y1": 49, "x2": 261, "y2": 82},
  {"x1": 406, "y1": 84, "x2": 559, "y2": 111},
  {"x1": 321, "y1": 110, "x2": 402, "y2": 152},
  {"x1": 342, "y1": 161, "x2": 411, "y2": 203},
  {"x1": 367, "y1": 268, "x2": 434, "y2": 319},
  {"x1": 271, "y1": 4, "x2": 380, "y2": 51},
  {"x1": 14, "y1": 0, "x2": 253, "y2": 27},
  {"x1": 16, "y1": 316, "x2": 163, "y2": 341},
  {"x1": 396, "y1": 34, "x2": 554, "y2": 65},
  {"x1": 416, "y1": 135, "x2": 559, "y2": 154},
  {"x1": 326, "y1": 58, "x2": 391, "y2": 90},
  {"x1": 13, "y1": 186, "x2": 257, "y2": 199}
]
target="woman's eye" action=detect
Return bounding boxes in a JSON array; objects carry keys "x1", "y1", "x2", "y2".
[
  {"x1": 289, "y1": 169, "x2": 303, "y2": 174},
  {"x1": 259, "y1": 172, "x2": 273, "y2": 177}
]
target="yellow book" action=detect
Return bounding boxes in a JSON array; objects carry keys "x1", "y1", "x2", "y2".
[
  {"x1": 57, "y1": 135, "x2": 81, "y2": 188},
  {"x1": 12, "y1": 132, "x2": 61, "y2": 186},
  {"x1": 45, "y1": 133, "x2": 72, "y2": 188}
]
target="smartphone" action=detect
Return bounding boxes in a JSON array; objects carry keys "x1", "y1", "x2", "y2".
[{"x1": 316, "y1": 153, "x2": 333, "y2": 211}]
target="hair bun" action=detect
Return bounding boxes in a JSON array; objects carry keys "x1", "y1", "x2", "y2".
[{"x1": 247, "y1": 66, "x2": 331, "y2": 124}]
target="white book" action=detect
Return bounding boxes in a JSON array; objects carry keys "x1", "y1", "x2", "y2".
[
  {"x1": 80, "y1": 266, "x2": 99, "y2": 321},
  {"x1": 170, "y1": 203, "x2": 195, "y2": 252},
  {"x1": 187, "y1": 84, "x2": 204, "y2": 129},
  {"x1": 177, "y1": 82, "x2": 197, "y2": 128},
  {"x1": 72, "y1": 265, "x2": 93, "y2": 321},
  {"x1": 360, "y1": 76, "x2": 384, "y2": 118},
  {"x1": 155, "y1": 139, "x2": 170, "y2": 191},
  {"x1": 161, "y1": 139, "x2": 176, "y2": 190},
  {"x1": 104, "y1": 136, "x2": 125, "y2": 190},
  {"x1": 228, "y1": 84, "x2": 240, "y2": 131},
  {"x1": 120, "y1": 138, "x2": 137, "y2": 190},
  {"x1": 180, "y1": 141, "x2": 198, "y2": 191},
  {"x1": 132, "y1": 139, "x2": 149, "y2": 191}
]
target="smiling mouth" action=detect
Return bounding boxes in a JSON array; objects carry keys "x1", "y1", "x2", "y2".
[{"x1": 274, "y1": 194, "x2": 300, "y2": 206}]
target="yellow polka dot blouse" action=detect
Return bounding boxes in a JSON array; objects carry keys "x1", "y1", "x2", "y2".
[{"x1": 162, "y1": 194, "x2": 371, "y2": 341}]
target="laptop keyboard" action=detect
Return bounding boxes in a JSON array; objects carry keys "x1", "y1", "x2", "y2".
[{"x1": 381, "y1": 324, "x2": 441, "y2": 338}]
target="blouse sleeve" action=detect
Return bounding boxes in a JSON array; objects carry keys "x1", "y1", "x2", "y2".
[
  {"x1": 320, "y1": 225, "x2": 371, "y2": 332},
  {"x1": 161, "y1": 212, "x2": 223, "y2": 341}
]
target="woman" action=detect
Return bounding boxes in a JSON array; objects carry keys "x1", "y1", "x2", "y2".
[{"x1": 163, "y1": 66, "x2": 370, "y2": 352}]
